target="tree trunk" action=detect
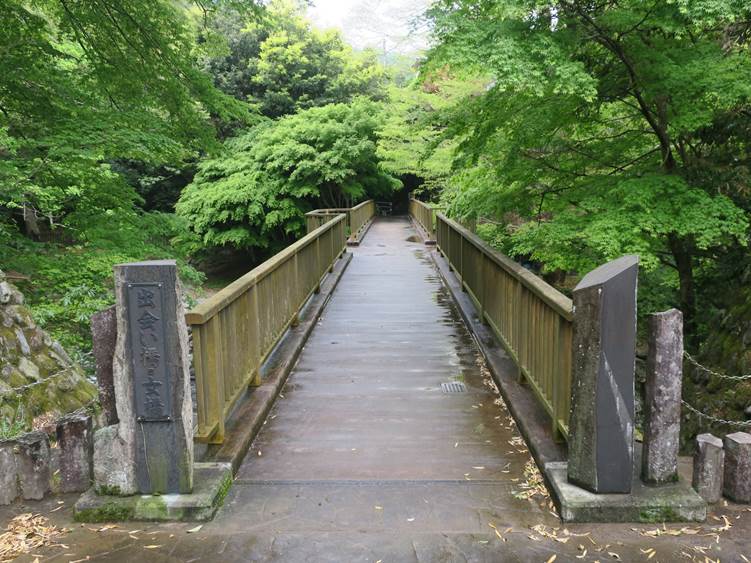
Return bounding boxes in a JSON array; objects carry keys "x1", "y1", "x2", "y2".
[{"x1": 668, "y1": 234, "x2": 696, "y2": 344}]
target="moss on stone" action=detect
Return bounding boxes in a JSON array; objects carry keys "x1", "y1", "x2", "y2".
[
  {"x1": 74, "y1": 502, "x2": 135, "y2": 523},
  {"x1": 135, "y1": 496, "x2": 170, "y2": 520},
  {"x1": 639, "y1": 506, "x2": 681, "y2": 523},
  {"x1": 96, "y1": 484, "x2": 123, "y2": 496},
  {"x1": 213, "y1": 471, "x2": 233, "y2": 510}
]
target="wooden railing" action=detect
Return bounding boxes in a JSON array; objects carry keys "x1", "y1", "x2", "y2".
[
  {"x1": 305, "y1": 200, "x2": 375, "y2": 240},
  {"x1": 408, "y1": 198, "x2": 438, "y2": 239},
  {"x1": 410, "y1": 201, "x2": 574, "y2": 440},
  {"x1": 186, "y1": 215, "x2": 348, "y2": 443}
]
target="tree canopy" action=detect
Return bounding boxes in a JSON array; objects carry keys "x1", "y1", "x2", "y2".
[
  {"x1": 424, "y1": 0, "x2": 751, "y2": 334},
  {"x1": 177, "y1": 99, "x2": 400, "y2": 254},
  {"x1": 201, "y1": 0, "x2": 387, "y2": 118}
]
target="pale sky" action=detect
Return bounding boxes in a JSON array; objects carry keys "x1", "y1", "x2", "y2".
[{"x1": 306, "y1": 0, "x2": 432, "y2": 56}]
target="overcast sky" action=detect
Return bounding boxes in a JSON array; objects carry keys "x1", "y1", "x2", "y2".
[{"x1": 306, "y1": 0, "x2": 432, "y2": 56}]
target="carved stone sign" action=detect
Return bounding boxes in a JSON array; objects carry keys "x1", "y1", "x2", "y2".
[
  {"x1": 567, "y1": 255, "x2": 638, "y2": 494},
  {"x1": 127, "y1": 283, "x2": 171, "y2": 422}
]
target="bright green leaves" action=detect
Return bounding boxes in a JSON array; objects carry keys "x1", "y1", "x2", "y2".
[
  {"x1": 510, "y1": 174, "x2": 748, "y2": 274},
  {"x1": 201, "y1": 0, "x2": 387, "y2": 119},
  {"x1": 177, "y1": 100, "x2": 400, "y2": 253}
]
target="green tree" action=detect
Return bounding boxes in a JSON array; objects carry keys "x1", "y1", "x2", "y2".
[
  {"x1": 424, "y1": 0, "x2": 751, "y2": 338},
  {"x1": 176, "y1": 99, "x2": 400, "y2": 255},
  {"x1": 201, "y1": 0, "x2": 387, "y2": 118}
]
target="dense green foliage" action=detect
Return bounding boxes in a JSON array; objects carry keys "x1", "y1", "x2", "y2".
[
  {"x1": 177, "y1": 99, "x2": 399, "y2": 254},
  {"x1": 423, "y1": 0, "x2": 751, "y2": 335},
  {"x1": 201, "y1": 1, "x2": 387, "y2": 119},
  {"x1": 0, "y1": 0, "x2": 250, "y2": 360},
  {"x1": 419, "y1": 0, "x2": 751, "y2": 433}
]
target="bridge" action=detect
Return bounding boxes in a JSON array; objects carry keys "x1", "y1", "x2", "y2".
[{"x1": 63, "y1": 199, "x2": 730, "y2": 561}]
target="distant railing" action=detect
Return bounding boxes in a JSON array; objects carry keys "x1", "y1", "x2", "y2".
[
  {"x1": 409, "y1": 201, "x2": 573, "y2": 440},
  {"x1": 408, "y1": 198, "x2": 438, "y2": 239},
  {"x1": 186, "y1": 215, "x2": 348, "y2": 443},
  {"x1": 305, "y1": 200, "x2": 375, "y2": 240}
]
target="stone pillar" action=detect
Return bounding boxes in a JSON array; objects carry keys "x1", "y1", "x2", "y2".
[
  {"x1": 692, "y1": 433, "x2": 724, "y2": 503},
  {"x1": 0, "y1": 441, "x2": 18, "y2": 505},
  {"x1": 642, "y1": 309, "x2": 683, "y2": 484},
  {"x1": 94, "y1": 260, "x2": 193, "y2": 495},
  {"x1": 567, "y1": 255, "x2": 639, "y2": 494},
  {"x1": 15, "y1": 431, "x2": 50, "y2": 500},
  {"x1": 57, "y1": 413, "x2": 93, "y2": 493},
  {"x1": 723, "y1": 432, "x2": 751, "y2": 503},
  {"x1": 91, "y1": 305, "x2": 118, "y2": 426}
]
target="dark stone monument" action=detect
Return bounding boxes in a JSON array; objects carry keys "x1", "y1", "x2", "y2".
[
  {"x1": 15, "y1": 431, "x2": 50, "y2": 500},
  {"x1": 57, "y1": 413, "x2": 93, "y2": 493},
  {"x1": 642, "y1": 309, "x2": 683, "y2": 484},
  {"x1": 94, "y1": 260, "x2": 193, "y2": 496},
  {"x1": 91, "y1": 305, "x2": 118, "y2": 426},
  {"x1": 693, "y1": 433, "x2": 724, "y2": 503},
  {"x1": 723, "y1": 432, "x2": 751, "y2": 503},
  {"x1": 568, "y1": 255, "x2": 638, "y2": 494}
]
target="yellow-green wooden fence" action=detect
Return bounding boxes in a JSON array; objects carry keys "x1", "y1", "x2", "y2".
[
  {"x1": 186, "y1": 214, "x2": 348, "y2": 444},
  {"x1": 409, "y1": 199, "x2": 573, "y2": 439}
]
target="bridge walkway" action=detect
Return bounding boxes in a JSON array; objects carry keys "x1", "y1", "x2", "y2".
[{"x1": 205, "y1": 216, "x2": 552, "y2": 560}]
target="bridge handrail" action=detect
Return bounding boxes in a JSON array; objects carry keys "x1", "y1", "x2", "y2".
[
  {"x1": 409, "y1": 200, "x2": 573, "y2": 439},
  {"x1": 408, "y1": 198, "x2": 442, "y2": 239},
  {"x1": 186, "y1": 214, "x2": 348, "y2": 443},
  {"x1": 305, "y1": 200, "x2": 375, "y2": 240}
]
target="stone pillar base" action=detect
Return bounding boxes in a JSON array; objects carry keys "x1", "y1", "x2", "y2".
[{"x1": 74, "y1": 462, "x2": 231, "y2": 523}]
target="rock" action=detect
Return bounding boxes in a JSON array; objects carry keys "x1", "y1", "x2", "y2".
[
  {"x1": 745, "y1": 406, "x2": 751, "y2": 419},
  {"x1": 642, "y1": 309, "x2": 683, "y2": 485},
  {"x1": 93, "y1": 425, "x2": 137, "y2": 496},
  {"x1": 568, "y1": 256, "x2": 639, "y2": 494},
  {"x1": 91, "y1": 306, "x2": 118, "y2": 425},
  {"x1": 15, "y1": 328, "x2": 31, "y2": 356},
  {"x1": 0, "y1": 441, "x2": 19, "y2": 505},
  {"x1": 0, "y1": 282, "x2": 12, "y2": 304},
  {"x1": 49, "y1": 341, "x2": 72, "y2": 364},
  {"x1": 17, "y1": 357, "x2": 40, "y2": 381},
  {"x1": 0, "y1": 277, "x2": 96, "y2": 421},
  {"x1": 57, "y1": 413, "x2": 93, "y2": 493},
  {"x1": 14, "y1": 431, "x2": 51, "y2": 500},
  {"x1": 723, "y1": 432, "x2": 751, "y2": 503},
  {"x1": 693, "y1": 433, "x2": 724, "y2": 503}
]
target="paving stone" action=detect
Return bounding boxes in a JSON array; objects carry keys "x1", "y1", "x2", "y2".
[
  {"x1": 723, "y1": 431, "x2": 751, "y2": 503},
  {"x1": 14, "y1": 431, "x2": 50, "y2": 500},
  {"x1": 693, "y1": 433, "x2": 724, "y2": 503},
  {"x1": 57, "y1": 413, "x2": 93, "y2": 493},
  {"x1": 0, "y1": 440, "x2": 18, "y2": 505},
  {"x1": 642, "y1": 309, "x2": 683, "y2": 484}
]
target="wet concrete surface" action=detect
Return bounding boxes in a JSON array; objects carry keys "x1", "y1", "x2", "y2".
[{"x1": 3, "y1": 218, "x2": 751, "y2": 562}]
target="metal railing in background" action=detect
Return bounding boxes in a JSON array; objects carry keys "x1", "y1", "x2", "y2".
[
  {"x1": 305, "y1": 200, "x2": 376, "y2": 240},
  {"x1": 186, "y1": 215, "x2": 347, "y2": 444},
  {"x1": 408, "y1": 199, "x2": 573, "y2": 440}
]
